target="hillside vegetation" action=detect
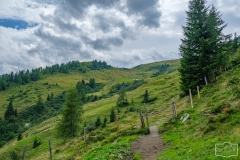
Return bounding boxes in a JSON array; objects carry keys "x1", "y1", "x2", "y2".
[
  {"x1": 0, "y1": 46, "x2": 240, "y2": 159},
  {"x1": 0, "y1": 59, "x2": 180, "y2": 159}
]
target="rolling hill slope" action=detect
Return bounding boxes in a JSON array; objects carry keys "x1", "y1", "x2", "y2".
[
  {"x1": 1, "y1": 53, "x2": 240, "y2": 159},
  {"x1": 0, "y1": 59, "x2": 180, "y2": 159}
]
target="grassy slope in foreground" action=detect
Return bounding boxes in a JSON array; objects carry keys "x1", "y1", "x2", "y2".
[
  {"x1": 0, "y1": 59, "x2": 180, "y2": 159},
  {"x1": 159, "y1": 67, "x2": 240, "y2": 159}
]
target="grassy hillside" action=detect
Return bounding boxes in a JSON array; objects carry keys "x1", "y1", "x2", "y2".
[
  {"x1": 159, "y1": 49, "x2": 240, "y2": 159},
  {"x1": 0, "y1": 59, "x2": 180, "y2": 159},
  {"x1": 1, "y1": 53, "x2": 240, "y2": 159}
]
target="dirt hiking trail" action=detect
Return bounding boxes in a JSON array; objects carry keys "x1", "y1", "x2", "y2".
[{"x1": 128, "y1": 125, "x2": 166, "y2": 160}]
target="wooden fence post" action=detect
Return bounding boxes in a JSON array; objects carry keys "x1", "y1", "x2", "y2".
[
  {"x1": 189, "y1": 89, "x2": 193, "y2": 108},
  {"x1": 116, "y1": 110, "x2": 119, "y2": 134},
  {"x1": 22, "y1": 148, "x2": 26, "y2": 160},
  {"x1": 84, "y1": 127, "x2": 86, "y2": 148},
  {"x1": 49, "y1": 139, "x2": 52, "y2": 160},
  {"x1": 144, "y1": 103, "x2": 149, "y2": 130},
  {"x1": 139, "y1": 110, "x2": 145, "y2": 128},
  {"x1": 197, "y1": 86, "x2": 200, "y2": 99},
  {"x1": 204, "y1": 76, "x2": 208, "y2": 85},
  {"x1": 172, "y1": 99, "x2": 176, "y2": 119}
]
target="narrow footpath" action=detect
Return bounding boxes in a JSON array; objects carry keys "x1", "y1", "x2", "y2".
[{"x1": 129, "y1": 125, "x2": 166, "y2": 160}]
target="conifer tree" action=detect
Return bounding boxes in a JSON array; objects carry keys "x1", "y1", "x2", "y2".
[
  {"x1": 4, "y1": 100, "x2": 16, "y2": 122},
  {"x1": 200, "y1": 5, "x2": 227, "y2": 81},
  {"x1": 143, "y1": 89, "x2": 150, "y2": 103},
  {"x1": 116, "y1": 88, "x2": 129, "y2": 106},
  {"x1": 233, "y1": 32, "x2": 239, "y2": 53},
  {"x1": 110, "y1": 108, "x2": 116, "y2": 122},
  {"x1": 36, "y1": 94, "x2": 45, "y2": 113},
  {"x1": 57, "y1": 88, "x2": 83, "y2": 137},
  {"x1": 179, "y1": 0, "x2": 209, "y2": 95},
  {"x1": 179, "y1": 0, "x2": 227, "y2": 95},
  {"x1": 95, "y1": 116, "x2": 101, "y2": 128}
]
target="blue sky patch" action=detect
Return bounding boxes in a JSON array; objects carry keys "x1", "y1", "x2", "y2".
[{"x1": 0, "y1": 19, "x2": 37, "y2": 30}]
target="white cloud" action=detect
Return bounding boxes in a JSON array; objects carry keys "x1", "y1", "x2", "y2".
[{"x1": 0, "y1": 0, "x2": 239, "y2": 75}]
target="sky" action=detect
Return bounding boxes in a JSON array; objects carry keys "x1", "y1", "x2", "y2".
[{"x1": 0, "y1": 0, "x2": 239, "y2": 75}]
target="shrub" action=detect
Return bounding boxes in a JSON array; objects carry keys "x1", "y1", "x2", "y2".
[
  {"x1": 211, "y1": 103, "x2": 224, "y2": 114},
  {"x1": 17, "y1": 133, "x2": 23, "y2": 141},
  {"x1": 133, "y1": 152, "x2": 142, "y2": 160},
  {"x1": 32, "y1": 138, "x2": 41, "y2": 148},
  {"x1": 203, "y1": 124, "x2": 216, "y2": 134},
  {"x1": 95, "y1": 116, "x2": 101, "y2": 128}
]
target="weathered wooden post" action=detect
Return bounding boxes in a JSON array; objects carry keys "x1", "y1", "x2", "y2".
[
  {"x1": 144, "y1": 103, "x2": 149, "y2": 130},
  {"x1": 84, "y1": 127, "x2": 86, "y2": 148},
  {"x1": 116, "y1": 110, "x2": 119, "y2": 134},
  {"x1": 139, "y1": 109, "x2": 145, "y2": 128},
  {"x1": 49, "y1": 139, "x2": 52, "y2": 160},
  {"x1": 172, "y1": 99, "x2": 176, "y2": 119},
  {"x1": 197, "y1": 86, "x2": 200, "y2": 99},
  {"x1": 22, "y1": 148, "x2": 26, "y2": 160},
  {"x1": 204, "y1": 76, "x2": 208, "y2": 85},
  {"x1": 189, "y1": 89, "x2": 193, "y2": 108}
]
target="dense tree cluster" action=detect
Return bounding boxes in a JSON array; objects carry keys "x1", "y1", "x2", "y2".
[
  {"x1": 0, "y1": 91, "x2": 66, "y2": 147},
  {"x1": 0, "y1": 60, "x2": 112, "y2": 91},
  {"x1": 88, "y1": 60, "x2": 112, "y2": 70},
  {"x1": 109, "y1": 79, "x2": 145, "y2": 94},
  {"x1": 76, "y1": 78, "x2": 104, "y2": 102},
  {"x1": 179, "y1": 0, "x2": 231, "y2": 95},
  {"x1": 150, "y1": 63, "x2": 170, "y2": 77}
]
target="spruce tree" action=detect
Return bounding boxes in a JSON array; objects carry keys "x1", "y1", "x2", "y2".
[
  {"x1": 179, "y1": 0, "x2": 227, "y2": 95},
  {"x1": 116, "y1": 88, "x2": 128, "y2": 106},
  {"x1": 233, "y1": 33, "x2": 239, "y2": 53},
  {"x1": 76, "y1": 81, "x2": 86, "y2": 102},
  {"x1": 110, "y1": 108, "x2": 116, "y2": 122},
  {"x1": 57, "y1": 88, "x2": 83, "y2": 137},
  {"x1": 95, "y1": 116, "x2": 101, "y2": 128},
  {"x1": 4, "y1": 100, "x2": 16, "y2": 122},
  {"x1": 179, "y1": 0, "x2": 209, "y2": 95},
  {"x1": 36, "y1": 94, "x2": 45, "y2": 113},
  {"x1": 143, "y1": 89, "x2": 150, "y2": 103},
  {"x1": 200, "y1": 5, "x2": 227, "y2": 81}
]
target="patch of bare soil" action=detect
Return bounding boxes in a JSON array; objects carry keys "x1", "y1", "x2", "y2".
[{"x1": 127, "y1": 125, "x2": 166, "y2": 160}]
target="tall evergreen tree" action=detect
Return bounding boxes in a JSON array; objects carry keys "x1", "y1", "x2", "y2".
[
  {"x1": 200, "y1": 5, "x2": 227, "y2": 81},
  {"x1": 110, "y1": 108, "x2": 116, "y2": 122},
  {"x1": 116, "y1": 88, "x2": 128, "y2": 106},
  {"x1": 179, "y1": 0, "x2": 227, "y2": 95},
  {"x1": 57, "y1": 88, "x2": 83, "y2": 137},
  {"x1": 76, "y1": 81, "x2": 86, "y2": 101},
  {"x1": 143, "y1": 89, "x2": 150, "y2": 103},
  {"x1": 36, "y1": 94, "x2": 45, "y2": 113},
  {"x1": 233, "y1": 32, "x2": 239, "y2": 53},
  {"x1": 4, "y1": 100, "x2": 16, "y2": 122}
]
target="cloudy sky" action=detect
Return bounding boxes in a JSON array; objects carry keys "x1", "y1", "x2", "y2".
[{"x1": 0, "y1": 0, "x2": 239, "y2": 74}]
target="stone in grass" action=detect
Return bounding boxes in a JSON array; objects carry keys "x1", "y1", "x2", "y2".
[
  {"x1": 133, "y1": 126, "x2": 141, "y2": 129},
  {"x1": 180, "y1": 113, "x2": 190, "y2": 123}
]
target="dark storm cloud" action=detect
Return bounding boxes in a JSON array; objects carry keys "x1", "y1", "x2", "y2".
[{"x1": 126, "y1": 0, "x2": 161, "y2": 28}]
